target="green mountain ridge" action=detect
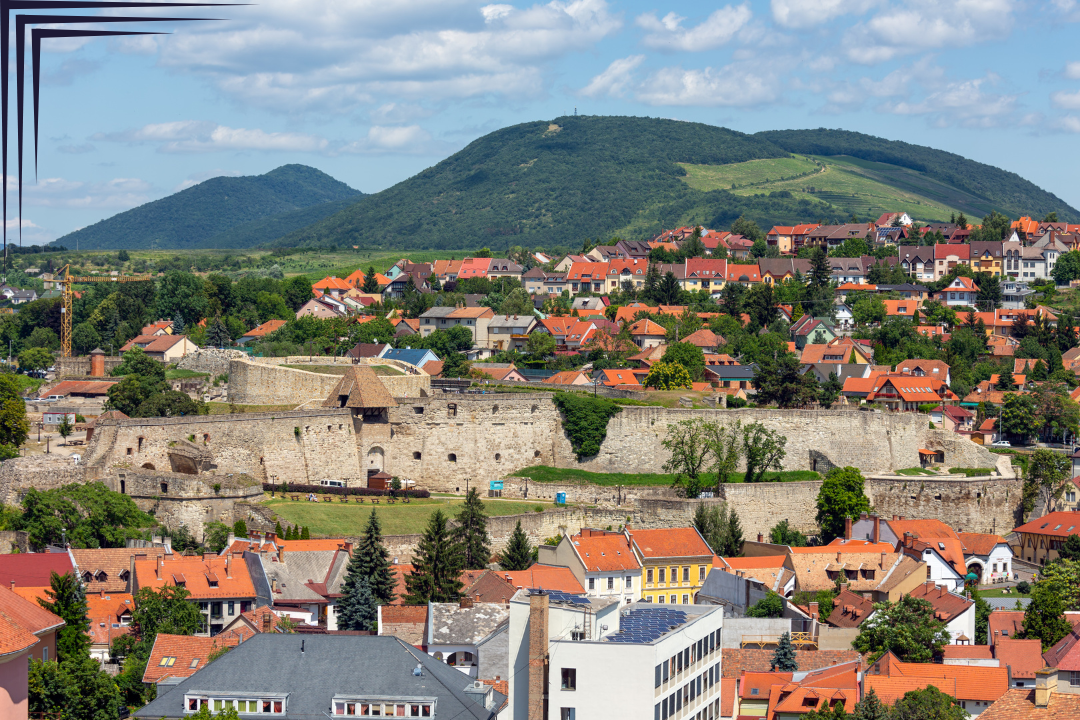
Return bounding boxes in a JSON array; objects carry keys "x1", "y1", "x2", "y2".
[
  {"x1": 55, "y1": 118, "x2": 1079, "y2": 252},
  {"x1": 273, "y1": 117, "x2": 1076, "y2": 251},
  {"x1": 53, "y1": 164, "x2": 363, "y2": 251}
]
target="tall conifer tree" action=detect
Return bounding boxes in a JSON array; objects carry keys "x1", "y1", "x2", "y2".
[{"x1": 405, "y1": 510, "x2": 464, "y2": 604}]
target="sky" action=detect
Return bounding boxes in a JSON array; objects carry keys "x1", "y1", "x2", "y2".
[{"x1": 9, "y1": 0, "x2": 1080, "y2": 245}]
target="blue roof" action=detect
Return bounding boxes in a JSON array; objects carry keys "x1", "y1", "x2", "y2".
[{"x1": 381, "y1": 348, "x2": 439, "y2": 366}]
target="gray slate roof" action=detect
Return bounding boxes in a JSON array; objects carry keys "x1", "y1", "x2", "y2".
[
  {"x1": 133, "y1": 634, "x2": 502, "y2": 720},
  {"x1": 428, "y1": 602, "x2": 509, "y2": 646}
]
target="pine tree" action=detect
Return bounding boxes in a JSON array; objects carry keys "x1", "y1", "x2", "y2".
[
  {"x1": 336, "y1": 576, "x2": 378, "y2": 631},
  {"x1": 771, "y1": 631, "x2": 798, "y2": 671},
  {"x1": 274, "y1": 521, "x2": 284, "y2": 538},
  {"x1": 852, "y1": 688, "x2": 890, "y2": 720},
  {"x1": 500, "y1": 520, "x2": 533, "y2": 571},
  {"x1": 363, "y1": 266, "x2": 379, "y2": 293},
  {"x1": 404, "y1": 510, "x2": 464, "y2": 604},
  {"x1": 301, "y1": 526, "x2": 310, "y2": 540},
  {"x1": 453, "y1": 488, "x2": 492, "y2": 570},
  {"x1": 233, "y1": 520, "x2": 248, "y2": 537},
  {"x1": 725, "y1": 506, "x2": 744, "y2": 557},
  {"x1": 207, "y1": 318, "x2": 231, "y2": 347},
  {"x1": 352, "y1": 509, "x2": 397, "y2": 604}
]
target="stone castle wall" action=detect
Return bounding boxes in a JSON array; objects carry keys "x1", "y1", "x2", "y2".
[
  {"x1": 107, "y1": 468, "x2": 264, "y2": 541},
  {"x1": 377, "y1": 397, "x2": 1003, "y2": 490},
  {"x1": 84, "y1": 409, "x2": 365, "y2": 485},
  {"x1": 0, "y1": 456, "x2": 90, "y2": 504},
  {"x1": 177, "y1": 349, "x2": 247, "y2": 377},
  {"x1": 227, "y1": 357, "x2": 430, "y2": 405},
  {"x1": 55, "y1": 356, "x2": 124, "y2": 378},
  {"x1": 227, "y1": 360, "x2": 342, "y2": 406}
]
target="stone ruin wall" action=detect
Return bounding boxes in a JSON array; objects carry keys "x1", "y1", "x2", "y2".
[
  {"x1": 84, "y1": 409, "x2": 365, "y2": 486},
  {"x1": 377, "y1": 396, "x2": 1004, "y2": 490},
  {"x1": 177, "y1": 349, "x2": 247, "y2": 377},
  {"x1": 227, "y1": 357, "x2": 430, "y2": 406}
]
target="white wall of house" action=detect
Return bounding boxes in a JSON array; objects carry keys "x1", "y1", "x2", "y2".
[{"x1": 920, "y1": 549, "x2": 964, "y2": 591}]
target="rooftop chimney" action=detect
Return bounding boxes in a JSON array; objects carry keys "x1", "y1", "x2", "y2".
[
  {"x1": 809, "y1": 601, "x2": 819, "y2": 621},
  {"x1": 871, "y1": 514, "x2": 880, "y2": 544},
  {"x1": 1035, "y1": 667, "x2": 1056, "y2": 708},
  {"x1": 757, "y1": 533, "x2": 764, "y2": 543},
  {"x1": 460, "y1": 596, "x2": 475, "y2": 609},
  {"x1": 528, "y1": 592, "x2": 549, "y2": 720},
  {"x1": 844, "y1": 516, "x2": 852, "y2": 540}
]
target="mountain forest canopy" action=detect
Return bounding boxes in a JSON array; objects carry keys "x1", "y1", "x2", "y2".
[
  {"x1": 52, "y1": 164, "x2": 363, "y2": 251},
  {"x1": 52, "y1": 117, "x2": 1078, "y2": 253}
]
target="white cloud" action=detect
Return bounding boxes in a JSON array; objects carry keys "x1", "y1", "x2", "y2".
[
  {"x1": 341, "y1": 125, "x2": 434, "y2": 153},
  {"x1": 636, "y1": 4, "x2": 752, "y2": 51},
  {"x1": 4, "y1": 218, "x2": 39, "y2": 230},
  {"x1": 1053, "y1": 115, "x2": 1080, "y2": 133},
  {"x1": 156, "y1": 0, "x2": 622, "y2": 111},
  {"x1": 370, "y1": 103, "x2": 433, "y2": 124},
  {"x1": 578, "y1": 55, "x2": 645, "y2": 97},
  {"x1": 771, "y1": 0, "x2": 879, "y2": 28},
  {"x1": 21, "y1": 177, "x2": 153, "y2": 209},
  {"x1": 845, "y1": 0, "x2": 1018, "y2": 64},
  {"x1": 1065, "y1": 62, "x2": 1080, "y2": 80},
  {"x1": 57, "y1": 144, "x2": 95, "y2": 155},
  {"x1": 1052, "y1": 90, "x2": 1080, "y2": 110},
  {"x1": 636, "y1": 61, "x2": 781, "y2": 106},
  {"x1": 876, "y1": 73, "x2": 1019, "y2": 127},
  {"x1": 93, "y1": 121, "x2": 330, "y2": 153}
]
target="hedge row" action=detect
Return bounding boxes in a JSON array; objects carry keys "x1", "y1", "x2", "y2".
[{"x1": 262, "y1": 482, "x2": 430, "y2": 499}]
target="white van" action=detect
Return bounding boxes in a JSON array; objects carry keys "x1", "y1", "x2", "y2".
[{"x1": 319, "y1": 479, "x2": 345, "y2": 488}]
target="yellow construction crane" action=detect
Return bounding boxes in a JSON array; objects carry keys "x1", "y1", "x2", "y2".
[{"x1": 57, "y1": 264, "x2": 153, "y2": 358}]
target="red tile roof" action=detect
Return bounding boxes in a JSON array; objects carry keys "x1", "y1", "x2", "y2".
[
  {"x1": 628, "y1": 527, "x2": 712, "y2": 559},
  {"x1": 380, "y1": 605, "x2": 427, "y2": 625},
  {"x1": 142, "y1": 633, "x2": 241, "y2": 684},
  {"x1": 241, "y1": 319, "x2": 287, "y2": 339},
  {"x1": 942, "y1": 644, "x2": 993, "y2": 659},
  {"x1": 957, "y1": 533, "x2": 1008, "y2": 556},
  {"x1": 740, "y1": 671, "x2": 793, "y2": 699},
  {"x1": 721, "y1": 649, "x2": 862, "y2": 678},
  {"x1": 868, "y1": 653, "x2": 1008, "y2": 703},
  {"x1": 0, "y1": 553, "x2": 76, "y2": 587},
  {"x1": 84, "y1": 591, "x2": 133, "y2": 646},
  {"x1": 500, "y1": 565, "x2": 584, "y2": 594},
  {"x1": 37, "y1": 379, "x2": 118, "y2": 398},
  {"x1": 993, "y1": 638, "x2": 1044, "y2": 678},
  {"x1": 1014, "y1": 511, "x2": 1080, "y2": 537},
  {"x1": 568, "y1": 533, "x2": 641, "y2": 572},
  {"x1": 72, "y1": 547, "x2": 168, "y2": 593},
  {"x1": 826, "y1": 588, "x2": 875, "y2": 628},
  {"x1": 979, "y1": 688, "x2": 1080, "y2": 719},
  {"x1": 0, "y1": 584, "x2": 59, "y2": 657},
  {"x1": 313, "y1": 276, "x2": 351, "y2": 291},
  {"x1": 1044, "y1": 627, "x2": 1080, "y2": 672},
  {"x1": 134, "y1": 555, "x2": 256, "y2": 600}
]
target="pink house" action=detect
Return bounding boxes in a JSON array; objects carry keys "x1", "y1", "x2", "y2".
[{"x1": 0, "y1": 584, "x2": 65, "y2": 720}]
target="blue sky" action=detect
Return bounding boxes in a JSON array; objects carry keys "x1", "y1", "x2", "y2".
[{"x1": 11, "y1": 0, "x2": 1080, "y2": 245}]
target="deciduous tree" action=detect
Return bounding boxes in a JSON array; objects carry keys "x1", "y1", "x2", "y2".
[
  {"x1": 854, "y1": 595, "x2": 951, "y2": 662},
  {"x1": 37, "y1": 571, "x2": 90, "y2": 662},
  {"x1": 742, "y1": 422, "x2": 787, "y2": 483},
  {"x1": 815, "y1": 466, "x2": 871, "y2": 543}
]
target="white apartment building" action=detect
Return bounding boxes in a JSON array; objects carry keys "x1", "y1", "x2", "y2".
[{"x1": 507, "y1": 589, "x2": 725, "y2": 720}]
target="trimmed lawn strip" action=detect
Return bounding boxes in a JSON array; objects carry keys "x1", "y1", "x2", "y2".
[
  {"x1": 509, "y1": 465, "x2": 819, "y2": 486},
  {"x1": 166, "y1": 368, "x2": 209, "y2": 380},
  {"x1": 264, "y1": 497, "x2": 547, "y2": 537},
  {"x1": 206, "y1": 402, "x2": 297, "y2": 415}
]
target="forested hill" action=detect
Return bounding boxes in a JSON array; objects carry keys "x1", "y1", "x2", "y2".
[
  {"x1": 274, "y1": 116, "x2": 1077, "y2": 251},
  {"x1": 273, "y1": 116, "x2": 805, "y2": 251},
  {"x1": 52, "y1": 165, "x2": 363, "y2": 251},
  {"x1": 755, "y1": 129, "x2": 1078, "y2": 222}
]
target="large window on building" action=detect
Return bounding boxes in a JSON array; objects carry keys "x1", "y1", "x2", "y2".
[{"x1": 561, "y1": 668, "x2": 577, "y2": 690}]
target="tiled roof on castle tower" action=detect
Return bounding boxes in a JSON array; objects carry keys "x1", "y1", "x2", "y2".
[{"x1": 321, "y1": 366, "x2": 398, "y2": 409}]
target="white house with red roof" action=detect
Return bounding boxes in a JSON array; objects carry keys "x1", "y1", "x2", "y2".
[
  {"x1": 939, "y1": 275, "x2": 980, "y2": 307},
  {"x1": 1013, "y1": 511, "x2": 1080, "y2": 565},
  {"x1": 539, "y1": 529, "x2": 642, "y2": 604}
]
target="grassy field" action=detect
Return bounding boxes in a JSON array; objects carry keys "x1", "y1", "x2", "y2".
[
  {"x1": 978, "y1": 588, "x2": 1029, "y2": 599},
  {"x1": 510, "y1": 465, "x2": 820, "y2": 486},
  {"x1": 678, "y1": 155, "x2": 978, "y2": 223},
  {"x1": 895, "y1": 467, "x2": 936, "y2": 476},
  {"x1": 206, "y1": 402, "x2": 297, "y2": 415},
  {"x1": 265, "y1": 496, "x2": 549, "y2": 536},
  {"x1": 166, "y1": 368, "x2": 209, "y2": 380},
  {"x1": 283, "y1": 364, "x2": 349, "y2": 376}
]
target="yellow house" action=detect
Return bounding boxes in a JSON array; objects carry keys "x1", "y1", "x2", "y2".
[
  {"x1": 970, "y1": 242, "x2": 1004, "y2": 276},
  {"x1": 627, "y1": 527, "x2": 714, "y2": 605}
]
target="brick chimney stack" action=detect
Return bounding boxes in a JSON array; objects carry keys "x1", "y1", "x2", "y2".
[
  {"x1": 1035, "y1": 668, "x2": 1057, "y2": 708},
  {"x1": 844, "y1": 516, "x2": 852, "y2": 539},
  {"x1": 870, "y1": 514, "x2": 880, "y2": 543},
  {"x1": 528, "y1": 592, "x2": 550, "y2": 720}
]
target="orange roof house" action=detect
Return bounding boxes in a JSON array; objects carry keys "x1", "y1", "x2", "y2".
[
  {"x1": 865, "y1": 651, "x2": 1008, "y2": 708},
  {"x1": 0, "y1": 583, "x2": 65, "y2": 665},
  {"x1": 599, "y1": 368, "x2": 640, "y2": 387},
  {"x1": 238, "y1": 319, "x2": 287, "y2": 343},
  {"x1": 500, "y1": 564, "x2": 585, "y2": 594},
  {"x1": 134, "y1": 554, "x2": 257, "y2": 635},
  {"x1": 142, "y1": 633, "x2": 241, "y2": 685},
  {"x1": 714, "y1": 555, "x2": 791, "y2": 594}
]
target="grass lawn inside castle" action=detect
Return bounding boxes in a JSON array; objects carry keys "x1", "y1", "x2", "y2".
[
  {"x1": 264, "y1": 495, "x2": 552, "y2": 537},
  {"x1": 510, "y1": 466, "x2": 821, "y2": 486}
]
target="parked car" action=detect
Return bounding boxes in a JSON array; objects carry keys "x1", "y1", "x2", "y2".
[{"x1": 992, "y1": 440, "x2": 1011, "y2": 447}]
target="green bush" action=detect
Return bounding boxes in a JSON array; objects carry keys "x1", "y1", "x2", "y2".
[{"x1": 551, "y1": 392, "x2": 622, "y2": 460}]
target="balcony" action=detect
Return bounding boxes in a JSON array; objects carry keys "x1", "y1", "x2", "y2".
[{"x1": 741, "y1": 632, "x2": 817, "y2": 650}]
